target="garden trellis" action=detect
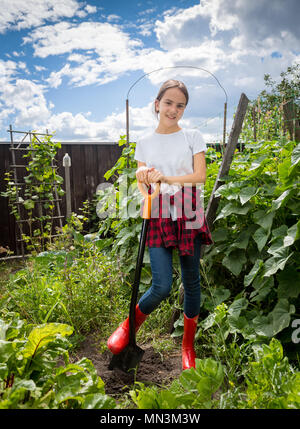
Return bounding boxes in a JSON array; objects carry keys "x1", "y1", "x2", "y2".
[
  {"x1": 6, "y1": 126, "x2": 64, "y2": 256},
  {"x1": 125, "y1": 65, "x2": 229, "y2": 149}
]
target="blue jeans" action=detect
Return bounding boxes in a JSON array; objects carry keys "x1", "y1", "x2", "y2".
[{"x1": 138, "y1": 235, "x2": 201, "y2": 318}]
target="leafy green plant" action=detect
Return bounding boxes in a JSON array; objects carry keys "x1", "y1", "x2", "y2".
[
  {"x1": 241, "y1": 64, "x2": 300, "y2": 143},
  {"x1": 243, "y1": 338, "x2": 300, "y2": 409},
  {"x1": 0, "y1": 312, "x2": 115, "y2": 409},
  {"x1": 203, "y1": 139, "x2": 300, "y2": 350},
  {"x1": 97, "y1": 136, "x2": 144, "y2": 270},
  {"x1": 130, "y1": 357, "x2": 224, "y2": 409},
  {"x1": 130, "y1": 338, "x2": 299, "y2": 410},
  {"x1": 1, "y1": 238, "x2": 126, "y2": 337}
]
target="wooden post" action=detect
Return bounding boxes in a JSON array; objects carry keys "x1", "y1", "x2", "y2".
[
  {"x1": 126, "y1": 98, "x2": 129, "y2": 148},
  {"x1": 63, "y1": 153, "x2": 72, "y2": 219},
  {"x1": 252, "y1": 106, "x2": 257, "y2": 141},
  {"x1": 126, "y1": 98, "x2": 129, "y2": 168},
  {"x1": 204, "y1": 93, "x2": 249, "y2": 236},
  {"x1": 283, "y1": 100, "x2": 300, "y2": 142},
  {"x1": 223, "y1": 101, "x2": 227, "y2": 147}
]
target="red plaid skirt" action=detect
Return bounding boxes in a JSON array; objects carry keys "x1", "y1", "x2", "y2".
[{"x1": 143, "y1": 186, "x2": 213, "y2": 256}]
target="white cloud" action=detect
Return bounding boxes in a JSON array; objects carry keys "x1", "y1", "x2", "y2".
[
  {"x1": 3, "y1": 79, "x2": 50, "y2": 126},
  {"x1": 157, "y1": 0, "x2": 300, "y2": 54},
  {"x1": 2, "y1": 0, "x2": 299, "y2": 142},
  {"x1": 34, "y1": 65, "x2": 47, "y2": 72},
  {"x1": 42, "y1": 99, "x2": 225, "y2": 143},
  {"x1": 0, "y1": 58, "x2": 225, "y2": 142},
  {"x1": 211, "y1": 0, "x2": 300, "y2": 50},
  {"x1": 47, "y1": 59, "x2": 122, "y2": 88},
  {"x1": 0, "y1": 61, "x2": 51, "y2": 128},
  {"x1": 106, "y1": 14, "x2": 121, "y2": 22},
  {"x1": 30, "y1": 17, "x2": 230, "y2": 90},
  {"x1": 0, "y1": 0, "x2": 89, "y2": 33},
  {"x1": 0, "y1": 59, "x2": 18, "y2": 83},
  {"x1": 23, "y1": 21, "x2": 143, "y2": 58},
  {"x1": 155, "y1": 4, "x2": 210, "y2": 50},
  {"x1": 44, "y1": 102, "x2": 156, "y2": 142},
  {"x1": 23, "y1": 21, "x2": 149, "y2": 87},
  {"x1": 152, "y1": 0, "x2": 300, "y2": 99},
  {"x1": 84, "y1": 5, "x2": 97, "y2": 14}
]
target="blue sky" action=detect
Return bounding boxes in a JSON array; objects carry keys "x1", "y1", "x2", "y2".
[{"x1": 0, "y1": 0, "x2": 299, "y2": 143}]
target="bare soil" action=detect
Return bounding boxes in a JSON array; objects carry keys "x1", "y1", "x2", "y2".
[{"x1": 72, "y1": 332, "x2": 182, "y2": 397}]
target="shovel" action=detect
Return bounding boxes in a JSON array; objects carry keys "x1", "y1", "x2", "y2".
[{"x1": 108, "y1": 181, "x2": 160, "y2": 373}]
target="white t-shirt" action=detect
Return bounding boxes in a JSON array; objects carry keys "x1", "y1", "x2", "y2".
[{"x1": 134, "y1": 128, "x2": 207, "y2": 219}]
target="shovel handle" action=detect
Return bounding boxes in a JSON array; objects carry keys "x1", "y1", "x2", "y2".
[{"x1": 137, "y1": 182, "x2": 160, "y2": 219}]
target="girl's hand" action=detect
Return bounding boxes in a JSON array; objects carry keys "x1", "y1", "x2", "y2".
[
  {"x1": 147, "y1": 168, "x2": 165, "y2": 184},
  {"x1": 136, "y1": 166, "x2": 154, "y2": 186}
]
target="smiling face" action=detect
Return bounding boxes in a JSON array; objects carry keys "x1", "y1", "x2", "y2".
[{"x1": 155, "y1": 87, "x2": 187, "y2": 133}]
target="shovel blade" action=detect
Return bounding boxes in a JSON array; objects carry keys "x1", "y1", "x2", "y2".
[{"x1": 108, "y1": 344, "x2": 144, "y2": 373}]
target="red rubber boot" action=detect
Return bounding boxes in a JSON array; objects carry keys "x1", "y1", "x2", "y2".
[
  {"x1": 107, "y1": 305, "x2": 148, "y2": 355},
  {"x1": 182, "y1": 313, "x2": 199, "y2": 370}
]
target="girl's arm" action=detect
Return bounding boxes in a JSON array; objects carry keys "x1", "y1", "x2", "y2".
[{"x1": 148, "y1": 152, "x2": 207, "y2": 186}]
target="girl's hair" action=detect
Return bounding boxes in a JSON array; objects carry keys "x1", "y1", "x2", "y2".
[{"x1": 155, "y1": 79, "x2": 189, "y2": 115}]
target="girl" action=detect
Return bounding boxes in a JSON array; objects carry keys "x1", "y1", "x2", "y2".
[{"x1": 107, "y1": 79, "x2": 213, "y2": 370}]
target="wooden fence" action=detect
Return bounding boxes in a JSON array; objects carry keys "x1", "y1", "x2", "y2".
[
  {"x1": 1, "y1": 140, "x2": 226, "y2": 256},
  {"x1": 0, "y1": 142, "x2": 123, "y2": 255}
]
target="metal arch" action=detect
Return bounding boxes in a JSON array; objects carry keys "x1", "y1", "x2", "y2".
[
  {"x1": 125, "y1": 65, "x2": 228, "y2": 147},
  {"x1": 126, "y1": 65, "x2": 228, "y2": 103}
]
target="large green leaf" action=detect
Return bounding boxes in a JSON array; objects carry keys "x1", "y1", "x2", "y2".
[
  {"x1": 227, "y1": 297, "x2": 249, "y2": 318},
  {"x1": 278, "y1": 157, "x2": 291, "y2": 183},
  {"x1": 267, "y1": 223, "x2": 299, "y2": 257},
  {"x1": 222, "y1": 249, "x2": 247, "y2": 276},
  {"x1": 196, "y1": 359, "x2": 224, "y2": 397},
  {"x1": 283, "y1": 221, "x2": 300, "y2": 247},
  {"x1": 271, "y1": 189, "x2": 292, "y2": 211},
  {"x1": 180, "y1": 358, "x2": 224, "y2": 402},
  {"x1": 239, "y1": 186, "x2": 258, "y2": 205},
  {"x1": 271, "y1": 224, "x2": 288, "y2": 239},
  {"x1": 0, "y1": 341, "x2": 15, "y2": 363},
  {"x1": 214, "y1": 182, "x2": 241, "y2": 200},
  {"x1": 83, "y1": 393, "x2": 117, "y2": 409},
  {"x1": 249, "y1": 276, "x2": 273, "y2": 303},
  {"x1": 244, "y1": 259, "x2": 264, "y2": 287},
  {"x1": 0, "y1": 379, "x2": 39, "y2": 409},
  {"x1": 231, "y1": 225, "x2": 257, "y2": 250},
  {"x1": 263, "y1": 247, "x2": 293, "y2": 277},
  {"x1": 253, "y1": 210, "x2": 275, "y2": 231},
  {"x1": 212, "y1": 228, "x2": 229, "y2": 242},
  {"x1": 291, "y1": 143, "x2": 300, "y2": 166},
  {"x1": 248, "y1": 155, "x2": 269, "y2": 171},
  {"x1": 215, "y1": 201, "x2": 252, "y2": 220},
  {"x1": 22, "y1": 323, "x2": 73, "y2": 360},
  {"x1": 253, "y1": 226, "x2": 270, "y2": 252},
  {"x1": 252, "y1": 299, "x2": 295, "y2": 337},
  {"x1": 277, "y1": 267, "x2": 300, "y2": 299}
]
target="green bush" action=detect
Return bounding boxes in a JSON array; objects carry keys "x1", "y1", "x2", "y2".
[
  {"x1": 130, "y1": 338, "x2": 299, "y2": 409},
  {"x1": 0, "y1": 238, "x2": 127, "y2": 337},
  {"x1": 0, "y1": 312, "x2": 115, "y2": 409},
  {"x1": 243, "y1": 338, "x2": 300, "y2": 409},
  {"x1": 202, "y1": 139, "x2": 300, "y2": 352},
  {"x1": 131, "y1": 357, "x2": 224, "y2": 409}
]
